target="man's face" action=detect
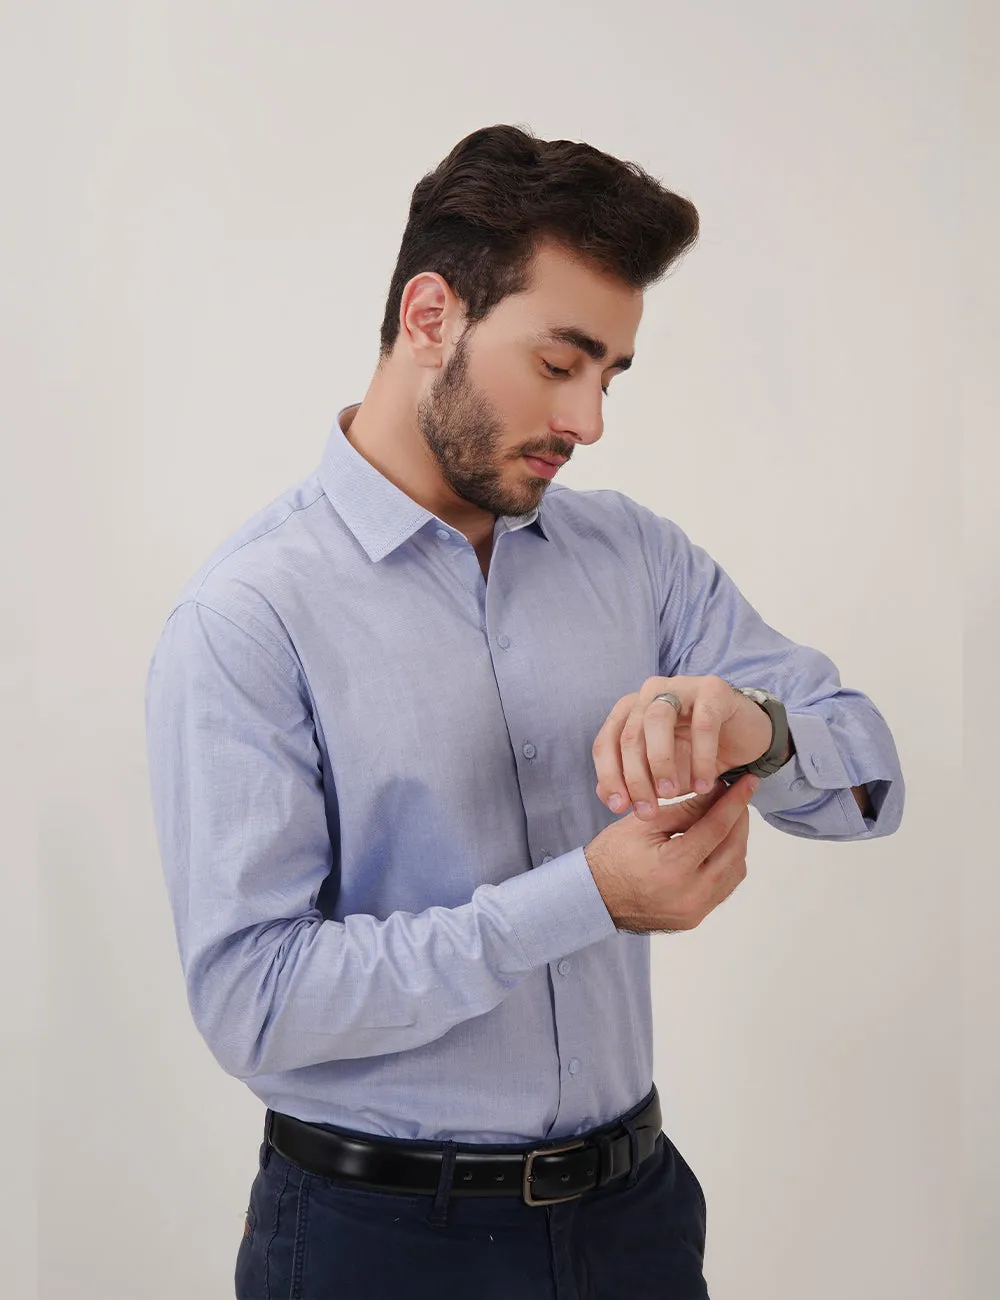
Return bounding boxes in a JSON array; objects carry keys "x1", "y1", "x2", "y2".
[{"x1": 415, "y1": 242, "x2": 642, "y2": 518}]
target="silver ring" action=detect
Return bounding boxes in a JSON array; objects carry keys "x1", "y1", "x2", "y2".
[{"x1": 650, "y1": 692, "x2": 682, "y2": 714}]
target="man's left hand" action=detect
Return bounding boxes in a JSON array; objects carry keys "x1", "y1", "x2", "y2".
[{"x1": 592, "y1": 676, "x2": 774, "y2": 819}]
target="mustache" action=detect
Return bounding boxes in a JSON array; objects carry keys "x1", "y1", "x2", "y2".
[{"x1": 523, "y1": 447, "x2": 573, "y2": 462}]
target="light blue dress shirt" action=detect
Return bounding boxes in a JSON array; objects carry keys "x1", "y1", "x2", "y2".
[{"x1": 144, "y1": 402, "x2": 904, "y2": 1142}]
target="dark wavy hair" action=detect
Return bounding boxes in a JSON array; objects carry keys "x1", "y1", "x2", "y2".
[{"x1": 377, "y1": 123, "x2": 700, "y2": 363}]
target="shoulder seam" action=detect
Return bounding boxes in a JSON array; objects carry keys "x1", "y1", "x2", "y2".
[
  {"x1": 186, "y1": 599, "x2": 302, "y2": 684},
  {"x1": 190, "y1": 482, "x2": 327, "y2": 598}
]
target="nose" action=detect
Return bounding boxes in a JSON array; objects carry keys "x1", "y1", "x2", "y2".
[{"x1": 552, "y1": 395, "x2": 604, "y2": 448}]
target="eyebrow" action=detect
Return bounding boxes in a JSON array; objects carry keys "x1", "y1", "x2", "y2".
[{"x1": 535, "y1": 326, "x2": 634, "y2": 372}]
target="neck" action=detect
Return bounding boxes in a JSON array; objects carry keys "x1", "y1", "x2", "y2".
[{"x1": 341, "y1": 375, "x2": 496, "y2": 550}]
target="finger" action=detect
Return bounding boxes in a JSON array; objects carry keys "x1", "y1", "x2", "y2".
[
  {"x1": 705, "y1": 850, "x2": 748, "y2": 912},
  {"x1": 640, "y1": 771, "x2": 735, "y2": 836},
  {"x1": 669, "y1": 774, "x2": 759, "y2": 866},
  {"x1": 643, "y1": 695, "x2": 681, "y2": 799},
  {"x1": 620, "y1": 697, "x2": 659, "y2": 817},
  {"x1": 689, "y1": 690, "x2": 723, "y2": 794},
  {"x1": 699, "y1": 804, "x2": 750, "y2": 879},
  {"x1": 699, "y1": 811, "x2": 750, "y2": 912},
  {"x1": 592, "y1": 692, "x2": 640, "y2": 812}
]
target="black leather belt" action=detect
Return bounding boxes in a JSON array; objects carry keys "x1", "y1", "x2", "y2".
[{"x1": 266, "y1": 1085, "x2": 662, "y2": 1208}]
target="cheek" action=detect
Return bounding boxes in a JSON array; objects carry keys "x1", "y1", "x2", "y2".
[
  {"x1": 471, "y1": 357, "x2": 545, "y2": 450},
  {"x1": 501, "y1": 386, "x2": 546, "y2": 444}
]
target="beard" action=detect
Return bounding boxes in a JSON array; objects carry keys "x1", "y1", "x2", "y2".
[{"x1": 415, "y1": 330, "x2": 550, "y2": 518}]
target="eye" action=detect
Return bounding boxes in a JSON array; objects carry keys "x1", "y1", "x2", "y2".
[{"x1": 542, "y1": 361, "x2": 609, "y2": 396}]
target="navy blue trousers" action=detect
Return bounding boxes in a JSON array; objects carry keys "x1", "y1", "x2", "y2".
[{"x1": 234, "y1": 1101, "x2": 710, "y2": 1299}]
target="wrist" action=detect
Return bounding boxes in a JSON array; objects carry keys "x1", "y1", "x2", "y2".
[{"x1": 725, "y1": 687, "x2": 793, "y2": 782}]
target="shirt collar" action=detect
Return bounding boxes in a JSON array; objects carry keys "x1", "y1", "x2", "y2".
[{"x1": 317, "y1": 403, "x2": 550, "y2": 562}]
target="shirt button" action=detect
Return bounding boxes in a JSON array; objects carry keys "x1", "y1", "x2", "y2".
[
  {"x1": 541, "y1": 854, "x2": 553, "y2": 864},
  {"x1": 497, "y1": 633, "x2": 511, "y2": 649},
  {"x1": 557, "y1": 959, "x2": 571, "y2": 976},
  {"x1": 567, "y1": 1058, "x2": 581, "y2": 1075},
  {"x1": 791, "y1": 776, "x2": 807, "y2": 791},
  {"x1": 435, "y1": 528, "x2": 450, "y2": 541},
  {"x1": 522, "y1": 743, "x2": 536, "y2": 760},
  {"x1": 810, "y1": 754, "x2": 821, "y2": 772}
]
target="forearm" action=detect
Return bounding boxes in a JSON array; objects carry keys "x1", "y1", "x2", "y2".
[{"x1": 186, "y1": 848, "x2": 614, "y2": 1079}]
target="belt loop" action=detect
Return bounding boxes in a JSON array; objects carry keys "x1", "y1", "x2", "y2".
[
  {"x1": 622, "y1": 1115, "x2": 640, "y2": 1189},
  {"x1": 427, "y1": 1141, "x2": 458, "y2": 1228},
  {"x1": 592, "y1": 1132, "x2": 614, "y2": 1189},
  {"x1": 262, "y1": 1109, "x2": 275, "y2": 1169}
]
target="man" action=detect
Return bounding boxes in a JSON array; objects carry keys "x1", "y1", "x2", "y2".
[{"x1": 144, "y1": 124, "x2": 903, "y2": 1299}]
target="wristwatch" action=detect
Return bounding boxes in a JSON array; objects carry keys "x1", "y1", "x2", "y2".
[{"x1": 718, "y1": 688, "x2": 790, "y2": 786}]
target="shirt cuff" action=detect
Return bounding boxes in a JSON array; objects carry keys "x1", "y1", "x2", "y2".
[
  {"x1": 750, "y1": 710, "x2": 853, "y2": 816},
  {"x1": 492, "y1": 847, "x2": 618, "y2": 969}
]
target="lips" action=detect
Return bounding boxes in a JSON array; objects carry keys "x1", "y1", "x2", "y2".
[{"x1": 523, "y1": 455, "x2": 565, "y2": 479}]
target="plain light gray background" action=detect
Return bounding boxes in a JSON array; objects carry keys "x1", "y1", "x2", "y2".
[{"x1": 7, "y1": 1, "x2": 996, "y2": 1297}]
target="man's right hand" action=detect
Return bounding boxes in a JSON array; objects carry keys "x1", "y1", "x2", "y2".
[{"x1": 582, "y1": 774, "x2": 759, "y2": 934}]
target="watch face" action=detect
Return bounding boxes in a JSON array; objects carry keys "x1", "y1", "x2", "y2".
[{"x1": 740, "y1": 687, "x2": 772, "y2": 704}]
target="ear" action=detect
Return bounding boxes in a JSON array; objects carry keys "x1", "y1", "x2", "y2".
[{"x1": 399, "y1": 273, "x2": 462, "y2": 371}]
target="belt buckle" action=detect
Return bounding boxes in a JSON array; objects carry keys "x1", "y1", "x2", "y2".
[{"x1": 522, "y1": 1137, "x2": 588, "y2": 1207}]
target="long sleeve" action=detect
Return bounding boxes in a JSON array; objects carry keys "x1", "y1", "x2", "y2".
[
  {"x1": 643, "y1": 508, "x2": 905, "y2": 841},
  {"x1": 143, "y1": 600, "x2": 616, "y2": 1080}
]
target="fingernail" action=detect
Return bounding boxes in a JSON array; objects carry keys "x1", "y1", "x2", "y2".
[
  {"x1": 656, "y1": 779, "x2": 675, "y2": 797},
  {"x1": 635, "y1": 801, "x2": 653, "y2": 818},
  {"x1": 609, "y1": 793, "x2": 624, "y2": 812},
  {"x1": 695, "y1": 779, "x2": 711, "y2": 793},
  {"x1": 749, "y1": 776, "x2": 761, "y2": 793}
]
